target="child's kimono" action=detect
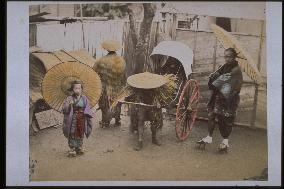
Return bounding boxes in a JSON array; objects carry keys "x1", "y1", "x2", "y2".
[{"x1": 62, "y1": 95, "x2": 93, "y2": 149}]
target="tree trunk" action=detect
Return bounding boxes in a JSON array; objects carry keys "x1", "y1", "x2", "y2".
[
  {"x1": 126, "y1": 3, "x2": 156, "y2": 129},
  {"x1": 126, "y1": 6, "x2": 138, "y2": 47},
  {"x1": 132, "y1": 3, "x2": 156, "y2": 74}
]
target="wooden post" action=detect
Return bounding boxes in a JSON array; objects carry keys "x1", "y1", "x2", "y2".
[
  {"x1": 80, "y1": 4, "x2": 83, "y2": 17},
  {"x1": 250, "y1": 20, "x2": 264, "y2": 127},
  {"x1": 193, "y1": 17, "x2": 198, "y2": 66},
  {"x1": 212, "y1": 37, "x2": 218, "y2": 72},
  {"x1": 257, "y1": 20, "x2": 264, "y2": 71},
  {"x1": 57, "y1": 4, "x2": 59, "y2": 17},
  {"x1": 29, "y1": 24, "x2": 37, "y2": 47},
  {"x1": 251, "y1": 84, "x2": 259, "y2": 127},
  {"x1": 155, "y1": 21, "x2": 159, "y2": 45},
  {"x1": 80, "y1": 4, "x2": 85, "y2": 49},
  {"x1": 171, "y1": 13, "x2": 177, "y2": 40}
]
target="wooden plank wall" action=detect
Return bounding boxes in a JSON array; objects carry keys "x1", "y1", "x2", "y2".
[{"x1": 176, "y1": 29, "x2": 267, "y2": 129}]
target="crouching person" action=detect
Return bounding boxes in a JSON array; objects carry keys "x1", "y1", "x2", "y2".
[{"x1": 123, "y1": 72, "x2": 174, "y2": 151}]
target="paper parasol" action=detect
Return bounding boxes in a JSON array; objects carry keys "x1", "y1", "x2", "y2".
[
  {"x1": 42, "y1": 61, "x2": 102, "y2": 111},
  {"x1": 211, "y1": 24, "x2": 264, "y2": 84}
]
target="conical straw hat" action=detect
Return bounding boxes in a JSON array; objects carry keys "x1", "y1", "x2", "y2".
[
  {"x1": 127, "y1": 72, "x2": 167, "y2": 89},
  {"x1": 41, "y1": 61, "x2": 102, "y2": 111},
  {"x1": 101, "y1": 40, "x2": 122, "y2": 51}
]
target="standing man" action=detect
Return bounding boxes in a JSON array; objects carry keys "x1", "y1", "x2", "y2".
[
  {"x1": 93, "y1": 40, "x2": 126, "y2": 128},
  {"x1": 197, "y1": 48, "x2": 243, "y2": 152}
]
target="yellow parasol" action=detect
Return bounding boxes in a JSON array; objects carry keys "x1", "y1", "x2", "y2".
[
  {"x1": 211, "y1": 24, "x2": 264, "y2": 84},
  {"x1": 42, "y1": 61, "x2": 102, "y2": 111}
]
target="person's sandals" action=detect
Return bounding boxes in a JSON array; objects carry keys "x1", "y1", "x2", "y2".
[
  {"x1": 76, "y1": 147, "x2": 84, "y2": 155},
  {"x1": 114, "y1": 120, "x2": 121, "y2": 127},
  {"x1": 196, "y1": 136, "x2": 212, "y2": 150},
  {"x1": 99, "y1": 121, "x2": 110, "y2": 128},
  {"x1": 152, "y1": 138, "x2": 161, "y2": 146},
  {"x1": 68, "y1": 148, "x2": 76, "y2": 157},
  {"x1": 218, "y1": 143, "x2": 229, "y2": 153},
  {"x1": 134, "y1": 141, "x2": 143, "y2": 151}
]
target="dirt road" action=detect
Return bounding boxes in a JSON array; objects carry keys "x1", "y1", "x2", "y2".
[{"x1": 30, "y1": 108, "x2": 267, "y2": 181}]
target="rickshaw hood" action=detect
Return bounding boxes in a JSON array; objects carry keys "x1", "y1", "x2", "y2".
[{"x1": 150, "y1": 41, "x2": 194, "y2": 76}]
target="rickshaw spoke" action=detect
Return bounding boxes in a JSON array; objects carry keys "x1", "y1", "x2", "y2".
[
  {"x1": 176, "y1": 79, "x2": 200, "y2": 141},
  {"x1": 178, "y1": 108, "x2": 188, "y2": 121},
  {"x1": 189, "y1": 91, "x2": 199, "y2": 107},
  {"x1": 181, "y1": 111, "x2": 192, "y2": 137},
  {"x1": 181, "y1": 115, "x2": 188, "y2": 137}
]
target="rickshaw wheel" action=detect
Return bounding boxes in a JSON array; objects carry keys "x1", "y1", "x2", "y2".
[{"x1": 176, "y1": 79, "x2": 200, "y2": 141}]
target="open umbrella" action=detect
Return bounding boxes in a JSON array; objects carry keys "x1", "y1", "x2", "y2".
[
  {"x1": 211, "y1": 24, "x2": 264, "y2": 84},
  {"x1": 41, "y1": 61, "x2": 102, "y2": 111}
]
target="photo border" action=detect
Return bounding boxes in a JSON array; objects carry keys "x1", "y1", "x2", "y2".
[{"x1": 6, "y1": 1, "x2": 282, "y2": 186}]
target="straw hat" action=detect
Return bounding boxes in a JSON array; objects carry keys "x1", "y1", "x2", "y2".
[
  {"x1": 101, "y1": 40, "x2": 122, "y2": 51},
  {"x1": 127, "y1": 72, "x2": 167, "y2": 89},
  {"x1": 41, "y1": 61, "x2": 102, "y2": 111}
]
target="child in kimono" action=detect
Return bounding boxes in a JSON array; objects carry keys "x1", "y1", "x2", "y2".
[{"x1": 62, "y1": 80, "x2": 94, "y2": 157}]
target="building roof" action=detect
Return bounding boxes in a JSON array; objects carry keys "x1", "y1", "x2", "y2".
[{"x1": 164, "y1": 2, "x2": 266, "y2": 20}]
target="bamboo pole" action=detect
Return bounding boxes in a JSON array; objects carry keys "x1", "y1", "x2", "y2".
[
  {"x1": 250, "y1": 20, "x2": 264, "y2": 128},
  {"x1": 119, "y1": 100, "x2": 156, "y2": 107}
]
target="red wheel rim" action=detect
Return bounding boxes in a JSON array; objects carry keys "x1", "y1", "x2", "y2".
[{"x1": 176, "y1": 79, "x2": 200, "y2": 141}]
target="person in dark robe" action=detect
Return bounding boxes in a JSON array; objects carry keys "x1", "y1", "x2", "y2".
[{"x1": 197, "y1": 48, "x2": 243, "y2": 152}]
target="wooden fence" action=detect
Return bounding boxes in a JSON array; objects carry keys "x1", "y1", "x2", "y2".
[
  {"x1": 30, "y1": 19, "x2": 160, "y2": 76},
  {"x1": 30, "y1": 20, "x2": 125, "y2": 59},
  {"x1": 29, "y1": 18, "x2": 267, "y2": 129},
  {"x1": 175, "y1": 29, "x2": 267, "y2": 129}
]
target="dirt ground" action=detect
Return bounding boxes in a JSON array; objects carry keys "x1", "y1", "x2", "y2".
[{"x1": 30, "y1": 106, "x2": 267, "y2": 181}]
